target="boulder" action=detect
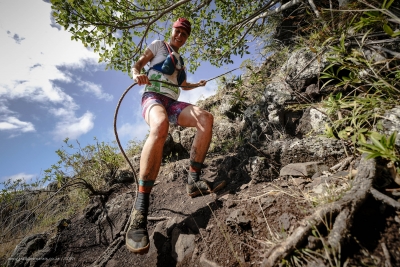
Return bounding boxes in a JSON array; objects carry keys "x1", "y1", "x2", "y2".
[
  {"x1": 171, "y1": 228, "x2": 196, "y2": 262},
  {"x1": 280, "y1": 162, "x2": 329, "y2": 177},
  {"x1": 8, "y1": 233, "x2": 48, "y2": 267},
  {"x1": 281, "y1": 48, "x2": 328, "y2": 91}
]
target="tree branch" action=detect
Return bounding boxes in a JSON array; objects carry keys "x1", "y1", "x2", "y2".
[
  {"x1": 307, "y1": 0, "x2": 320, "y2": 18},
  {"x1": 247, "y1": 0, "x2": 304, "y2": 25}
]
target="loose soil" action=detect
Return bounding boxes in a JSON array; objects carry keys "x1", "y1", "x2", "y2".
[{"x1": 22, "y1": 154, "x2": 400, "y2": 267}]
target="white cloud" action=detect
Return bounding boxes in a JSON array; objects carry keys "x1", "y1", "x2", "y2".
[
  {"x1": 78, "y1": 80, "x2": 113, "y2": 101},
  {"x1": 52, "y1": 111, "x2": 95, "y2": 141},
  {"x1": 0, "y1": 116, "x2": 35, "y2": 133},
  {"x1": 2, "y1": 172, "x2": 36, "y2": 182},
  {"x1": 0, "y1": 0, "x2": 99, "y2": 136}
]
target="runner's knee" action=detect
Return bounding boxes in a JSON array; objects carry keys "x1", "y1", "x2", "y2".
[
  {"x1": 198, "y1": 111, "x2": 213, "y2": 130},
  {"x1": 149, "y1": 118, "x2": 169, "y2": 141}
]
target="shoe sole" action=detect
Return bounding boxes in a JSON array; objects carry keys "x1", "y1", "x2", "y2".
[
  {"x1": 212, "y1": 180, "x2": 227, "y2": 193},
  {"x1": 188, "y1": 189, "x2": 211, "y2": 197},
  {"x1": 188, "y1": 180, "x2": 227, "y2": 198},
  {"x1": 126, "y1": 243, "x2": 150, "y2": 255}
]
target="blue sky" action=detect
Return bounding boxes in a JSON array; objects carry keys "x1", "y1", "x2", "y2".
[{"x1": 0, "y1": 0, "x2": 252, "y2": 185}]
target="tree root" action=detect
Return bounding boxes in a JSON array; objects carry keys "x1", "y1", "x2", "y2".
[
  {"x1": 371, "y1": 188, "x2": 400, "y2": 209},
  {"x1": 261, "y1": 155, "x2": 394, "y2": 267}
]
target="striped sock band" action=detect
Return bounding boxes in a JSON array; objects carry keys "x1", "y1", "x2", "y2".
[{"x1": 138, "y1": 180, "x2": 155, "y2": 194}]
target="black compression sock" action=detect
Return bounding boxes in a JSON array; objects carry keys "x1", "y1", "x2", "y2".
[{"x1": 134, "y1": 192, "x2": 150, "y2": 214}]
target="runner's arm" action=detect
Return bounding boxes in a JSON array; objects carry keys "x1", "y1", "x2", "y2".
[
  {"x1": 181, "y1": 80, "x2": 207, "y2": 90},
  {"x1": 132, "y1": 48, "x2": 154, "y2": 85}
]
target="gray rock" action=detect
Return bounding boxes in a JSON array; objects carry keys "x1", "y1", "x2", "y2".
[
  {"x1": 148, "y1": 221, "x2": 167, "y2": 257},
  {"x1": 309, "y1": 108, "x2": 328, "y2": 134},
  {"x1": 268, "y1": 109, "x2": 280, "y2": 124},
  {"x1": 305, "y1": 84, "x2": 320, "y2": 97},
  {"x1": 113, "y1": 170, "x2": 134, "y2": 184},
  {"x1": 171, "y1": 129, "x2": 181, "y2": 143},
  {"x1": 226, "y1": 209, "x2": 251, "y2": 227},
  {"x1": 338, "y1": 0, "x2": 350, "y2": 8},
  {"x1": 277, "y1": 137, "x2": 346, "y2": 167},
  {"x1": 279, "y1": 213, "x2": 294, "y2": 231},
  {"x1": 280, "y1": 162, "x2": 329, "y2": 177},
  {"x1": 363, "y1": 48, "x2": 387, "y2": 64},
  {"x1": 171, "y1": 228, "x2": 195, "y2": 262},
  {"x1": 180, "y1": 128, "x2": 196, "y2": 151},
  {"x1": 9, "y1": 233, "x2": 48, "y2": 267},
  {"x1": 281, "y1": 48, "x2": 328, "y2": 91},
  {"x1": 244, "y1": 104, "x2": 263, "y2": 121},
  {"x1": 263, "y1": 81, "x2": 292, "y2": 107},
  {"x1": 249, "y1": 156, "x2": 279, "y2": 183},
  {"x1": 312, "y1": 183, "x2": 328, "y2": 194},
  {"x1": 297, "y1": 107, "x2": 329, "y2": 136},
  {"x1": 250, "y1": 156, "x2": 266, "y2": 173},
  {"x1": 166, "y1": 216, "x2": 181, "y2": 236},
  {"x1": 218, "y1": 95, "x2": 241, "y2": 119},
  {"x1": 213, "y1": 122, "x2": 238, "y2": 141},
  {"x1": 260, "y1": 196, "x2": 275, "y2": 209},
  {"x1": 380, "y1": 106, "x2": 400, "y2": 146}
]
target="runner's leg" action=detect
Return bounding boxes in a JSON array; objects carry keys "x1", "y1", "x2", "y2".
[{"x1": 177, "y1": 105, "x2": 213, "y2": 164}]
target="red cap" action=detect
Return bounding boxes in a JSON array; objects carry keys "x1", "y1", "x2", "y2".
[{"x1": 173, "y1": 18, "x2": 191, "y2": 36}]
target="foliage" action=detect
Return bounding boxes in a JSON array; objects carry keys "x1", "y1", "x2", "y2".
[
  {"x1": 316, "y1": 0, "x2": 400, "y2": 157},
  {"x1": 125, "y1": 137, "x2": 147, "y2": 158},
  {"x1": 0, "y1": 137, "x2": 125, "y2": 258},
  {"x1": 358, "y1": 131, "x2": 400, "y2": 177},
  {"x1": 49, "y1": 0, "x2": 301, "y2": 73},
  {"x1": 353, "y1": 0, "x2": 400, "y2": 37},
  {"x1": 43, "y1": 137, "x2": 124, "y2": 193}
]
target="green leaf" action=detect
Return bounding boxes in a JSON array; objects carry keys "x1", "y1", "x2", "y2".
[
  {"x1": 384, "y1": 0, "x2": 395, "y2": 9},
  {"x1": 370, "y1": 135, "x2": 386, "y2": 152},
  {"x1": 383, "y1": 24, "x2": 394, "y2": 36},
  {"x1": 365, "y1": 152, "x2": 383, "y2": 159},
  {"x1": 388, "y1": 131, "x2": 398, "y2": 147}
]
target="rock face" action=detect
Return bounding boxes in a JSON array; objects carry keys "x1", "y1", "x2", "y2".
[
  {"x1": 381, "y1": 106, "x2": 400, "y2": 146},
  {"x1": 281, "y1": 48, "x2": 328, "y2": 92},
  {"x1": 8, "y1": 233, "x2": 48, "y2": 267}
]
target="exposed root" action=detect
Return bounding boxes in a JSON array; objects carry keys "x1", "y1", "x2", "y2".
[
  {"x1": 371, "y1": 188, "x2": 400, "y2": 210},
  {"x1": 262, "y1": 155, "x2": 378, "y2": 267}
]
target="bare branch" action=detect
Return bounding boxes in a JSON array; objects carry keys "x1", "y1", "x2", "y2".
[
  {"x1": 247, "y1": 0, "x2": 304, "y2": 25},
  {"x1": 307, "y1": 0, "x2": 320, "y2": 18},
  {"x1": 370, "y1": 45, "x2": 400, "y2": 59}
]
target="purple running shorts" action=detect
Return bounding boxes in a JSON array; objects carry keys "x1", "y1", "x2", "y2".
[{"x1": 141, "y1": 92, "x2": 192, "y2": 126}]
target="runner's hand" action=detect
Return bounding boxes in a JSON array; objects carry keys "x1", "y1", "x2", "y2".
[
  {"x1": 134, "y1": 74, "x2": 151, "y2": 86},
  {"x1": 198, "y1": 80, "x2": 207, "y2": 87}
]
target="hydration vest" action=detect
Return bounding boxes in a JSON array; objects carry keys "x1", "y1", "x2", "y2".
[{"x1": 148, "y1": 41, "x2": 186, "y2": 86}]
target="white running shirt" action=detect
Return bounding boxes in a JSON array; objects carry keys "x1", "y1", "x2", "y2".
[{"x1": 143, "y1": 40, "x2": 184, "y2": 100}]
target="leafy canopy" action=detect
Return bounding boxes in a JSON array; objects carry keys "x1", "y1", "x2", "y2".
[{"x1": 50, "y1": 0, "x2": 282, "y2": 73}]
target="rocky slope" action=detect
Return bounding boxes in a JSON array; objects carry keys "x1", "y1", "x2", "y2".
[{"x1": 5, "y1": 37, "x2": 400, "y2": 267}]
